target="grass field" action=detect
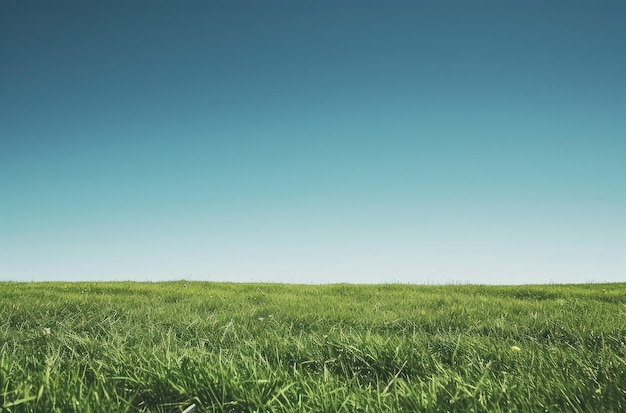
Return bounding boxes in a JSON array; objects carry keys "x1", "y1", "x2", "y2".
[{"x1": 1, "y1": 281, "x2": 625, "y2": 412}]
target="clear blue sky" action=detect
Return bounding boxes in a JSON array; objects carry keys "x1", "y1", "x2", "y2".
[{"x1": 1, "y1": 1, "x2": 625, "y2": 284}]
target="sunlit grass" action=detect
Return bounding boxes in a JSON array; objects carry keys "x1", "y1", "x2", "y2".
[{"x1": 1, "y1": 282, "x2": 625, "y2": 412}]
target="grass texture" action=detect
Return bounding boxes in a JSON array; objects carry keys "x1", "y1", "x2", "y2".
[{"x1": 1, "y1": 281, "x2": 625, "y2": 412}]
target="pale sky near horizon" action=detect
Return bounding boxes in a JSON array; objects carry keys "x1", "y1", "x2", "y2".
[{"x1": 1, "y1": 1, "x2": 625, "y2": 284}]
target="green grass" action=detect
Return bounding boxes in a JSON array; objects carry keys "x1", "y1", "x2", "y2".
[{"x1": 1, "y1": 281, "x2": 625, "y2": 412}]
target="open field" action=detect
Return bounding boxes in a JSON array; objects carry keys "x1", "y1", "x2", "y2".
[{"x1": 1, "y1": 282, "x2": 625, "y2": 412}]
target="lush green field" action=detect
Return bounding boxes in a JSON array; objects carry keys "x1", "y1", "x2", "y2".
[{"x1": 1, "y1": 282, "x2": 625, "y2": 412}]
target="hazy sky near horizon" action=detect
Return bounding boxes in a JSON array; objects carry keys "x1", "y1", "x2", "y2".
[{"x1": 1, "y1": 1, "x2": 625, "y2": 284}]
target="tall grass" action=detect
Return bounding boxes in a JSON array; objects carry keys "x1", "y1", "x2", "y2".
[{"x1": 1, "y1": 282, "x2": 625, "y2": 412}]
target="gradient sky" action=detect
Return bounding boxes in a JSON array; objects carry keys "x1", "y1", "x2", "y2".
[{"x1": 1, "y1": 1, "x2": 625, "y2": 284}]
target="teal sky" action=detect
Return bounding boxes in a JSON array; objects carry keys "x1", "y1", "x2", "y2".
[{"x1": 2, "y1": 1, "x2": 625, "y2": 284}]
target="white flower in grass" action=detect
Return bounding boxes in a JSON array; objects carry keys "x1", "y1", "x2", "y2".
[
  {"x1": 258, "y1": 317, "x2": 264, "y2": 321},
  {"x1": 42, "y1": 327, "x2": 51, "y2": 335}
]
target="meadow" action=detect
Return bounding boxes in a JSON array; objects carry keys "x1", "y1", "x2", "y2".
[{"x1": 1, "y1": 281, "x2": 625, "y2": 412}]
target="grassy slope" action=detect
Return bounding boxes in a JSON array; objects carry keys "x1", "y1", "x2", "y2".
[{"x1": 1, "y1": 282, "x2": 625, "y2": 412}]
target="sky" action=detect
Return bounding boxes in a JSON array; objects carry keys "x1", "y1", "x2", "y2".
[{"x1": 1, "y1": 1, "x2": 625, "y2": 284}]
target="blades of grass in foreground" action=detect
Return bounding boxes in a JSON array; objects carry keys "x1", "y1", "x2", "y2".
[{"x1": 0, "y1": 281, "x2": 624, "y2": 412}]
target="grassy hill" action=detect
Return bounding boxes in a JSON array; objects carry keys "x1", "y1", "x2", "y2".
[{"x1": 1, "y1": 282, "x2": 625, "y2": 412}]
